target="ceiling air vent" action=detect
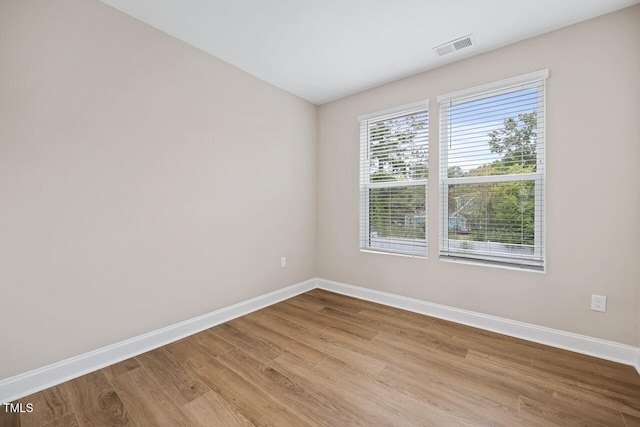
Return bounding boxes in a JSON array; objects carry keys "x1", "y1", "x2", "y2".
[{"x1": 434, "y1": 34, "x2": 475, "y2": 57}]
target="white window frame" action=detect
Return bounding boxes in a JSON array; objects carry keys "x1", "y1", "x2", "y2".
[
  {"x1": 358, "y1": 100, "x2": 429, "y2": 257},
  {"x1": 438, "y1": 70, "x2": 548, "y2": 271}
]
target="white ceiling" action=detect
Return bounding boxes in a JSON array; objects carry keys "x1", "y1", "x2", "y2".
[{"x1": 100, "y1": 0, "x2": 638, "y2": 105}]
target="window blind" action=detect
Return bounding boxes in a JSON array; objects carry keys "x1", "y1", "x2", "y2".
[
  {"x1": 359, "y1": 103, "x2": 429, "y2": 256},
  {"x1": 438, "y1": 71, "x2": 547, "y2": 270}
]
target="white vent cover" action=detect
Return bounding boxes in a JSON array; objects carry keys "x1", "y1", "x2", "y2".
[{"x1": 434, "y1": 34, "x2": 475, "y2": 56}]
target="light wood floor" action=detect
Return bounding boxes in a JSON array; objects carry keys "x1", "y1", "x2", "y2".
[{"x1": 2, "y1": 289, "x2": 640, "y2": 426}]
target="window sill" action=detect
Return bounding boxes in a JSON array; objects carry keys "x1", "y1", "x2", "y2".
[
  {"x1": 439, "y1": 255, "x2": 545, "y2": 273},
  {"x1": 360, "y1": 249, "x2": 427, "y2": 259}
]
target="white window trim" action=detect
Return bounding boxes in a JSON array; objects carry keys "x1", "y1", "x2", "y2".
[
  {"x1": 438, "y1": 71, "x2": 548, "y2": 271},
  {"x1": 437, "y1": 69, "x2": 549, "y2": 104},
  {"x1": 359, "y1": 100, "x2": 429, "y2": 258},
  {"x1": 358, "y1": 99, "x2": 430, "y2": 122}
]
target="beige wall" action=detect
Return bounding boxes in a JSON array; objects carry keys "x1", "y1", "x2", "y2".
[
  {"x1": 318, "y1": 6, "x2": 640, "y2": 346},
  {"x1": 0, "y1": 0, "x2": 317, "y2": 380}
]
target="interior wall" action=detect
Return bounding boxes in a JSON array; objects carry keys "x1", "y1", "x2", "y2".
[
  {"x1": 0, "y1": 0, "x2": 317, "y2": 380},
  {"x1": 317, "y1": 5, "x2": 640, "y2": 346}
]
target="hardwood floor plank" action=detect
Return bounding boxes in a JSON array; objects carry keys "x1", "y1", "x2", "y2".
[
  {"x1": 311, "y1": 328, "x2": 387, "y2": 376},
  {"x1": 532, "y1": 355, "x2": 640, "y2": 396},
  {"x1": 220, "y1": 349, "x2": 362, "y2": 427},
  {"x1": 518, "y1": 394, "x2": 624, "y2": 427},
  {"x1": 371, "y1": 327, "x2": 468, "y2": 365},
  {"x1": 135, "y1": 347, "x2": 210, "y2": 405},
  {"x1": 377, "y1": 363, "x2": 523, "y2": 426},
  {"x1": 269, "y1": 352, "x2": 413, "y2": 426},
  {"x1": 228, "y1": 315, "x2": 329, "y2": 366},
  {"x1": 466, "y1": 349, "x2": 640, "y2": 417},
  {"x1": 327, "y1": 327, "x2": 520, "y2": 410},
  {"x1": 181, "y1": 391, "x2": 254, "y2": 427},
  {"x1": 518, "y1": 395, "x2": 580, "y2": 427},
  {"x1": 261, "y1": 302, "x2": 329, "y2": 334},
  {"x1": 164, "y1": 337, "x2": 226, "y2": 376},
  {"x1": 109, "y1": 366, "x2": 191, "y2": 426},
  {"x1": 307, "y1": 289, "x2": 437, "y2": 328},
  {"x1": 102, "y1": 358, "x2": 141, "y2": 381},
  {"x1": 318, "y1": 305, "x2": 423, "y2": 337},
  {"x1": 267, "y1": 354, "x2": 384, "y2": 426},
  {"x1": 520, "y1": 338, "x2": 640, "y2": 377},
  {"x1": 314, "y1": 290, "x2": 437, "y2": 327},
  {"x1": 17, "y1": 386, "x2": 72, "y2": 427},
  {"x1": 190, "y1": 361, "x2": 314, "y2": 427},
  {"x1": 522, "y1": 392, "x2": 626, "y2": 426},
  {"x1": 0, "y1": 408, "x2": 20, "y2": 427},
  {"x1": 40, "y1": 413, "x2": 79, "y2": 427},
  {"x1": 622, "y1": 412, "x2": 640, "y2": 427},
  {"x1": 271, "y1": 301, "x2": 378, "y2": 340},
  {"x1": 208, "y1": 323, "x2": 283, "y2": 363},
  {"x1": 431, "y1": 317, "x2": 540, "y2": 365},
  {"x1": 321, "y1": 305, "x2": 468, "y2": 357},
  {"x1": 314, "y1": 354, "x2": 477, "y2": 426},
  {"x1": 358, "y1": 306, "x2": 439, "y2": 332},
  {"x1": 451, "y1": 334, "x2": 534, "y2": 367},
  {"x1": 294, "y1": 291, "x2": 364, "y2": 314},
  {"x1": 248, "y1": 309, "x2": 387, "y2": 375},
  {"x1": 191, "y1": 329, "x2": 235, "y2": 357},
  {"x1": 61, "y1": 370, "x2": 133, "y2": 426},
  {"x1": 282, "y1": 295, "x2": 326, "y2": 312},
  {"x1": 305, "y1": 289, "x2": 375, "y2": 310}
]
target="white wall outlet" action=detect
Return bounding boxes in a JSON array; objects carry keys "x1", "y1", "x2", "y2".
[
  {"x1": 280, "y1": 257, "x2": 286, "y2": 268},
  {"x1": 591, "y1": 295, "x2": 606, "y2": 312}
]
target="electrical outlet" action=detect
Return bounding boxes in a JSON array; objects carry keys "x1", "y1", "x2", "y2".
[
  {"x1": 280, "y1": 257, "x2": 286, "y2": 268},
  {"x1": 591, "y1": 295, "x2": 606, "y2": 312}
]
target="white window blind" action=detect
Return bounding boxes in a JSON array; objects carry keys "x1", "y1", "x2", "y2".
[
  {"x1": 359, "y1": 102, "x2": 429, "y2": 256},
  {"x1": 438, "y1": 70, "x2": 547, "y2": 270}
]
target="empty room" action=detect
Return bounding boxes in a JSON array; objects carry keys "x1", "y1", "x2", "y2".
[{"x1": 1, "y1": 0, "x2": 639, "y2": 425}]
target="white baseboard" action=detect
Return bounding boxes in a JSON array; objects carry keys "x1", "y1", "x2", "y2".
[
  {"x1": 0, "y1": 278, "x2": 317, "y2": 403},
  {"x1": 317, "y1": 278, "x2": 640, "y2": 372},
  {"x1": 3, "y1": 276, "x2": 638, "y2": 403}
]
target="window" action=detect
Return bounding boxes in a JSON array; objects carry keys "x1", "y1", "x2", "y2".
[
  {"x1": 438, "y1": 70, "x2": 548, "y2": 270},
  {"x1": 359, "y1": 101, "x2": 429, "y2": 256}
]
